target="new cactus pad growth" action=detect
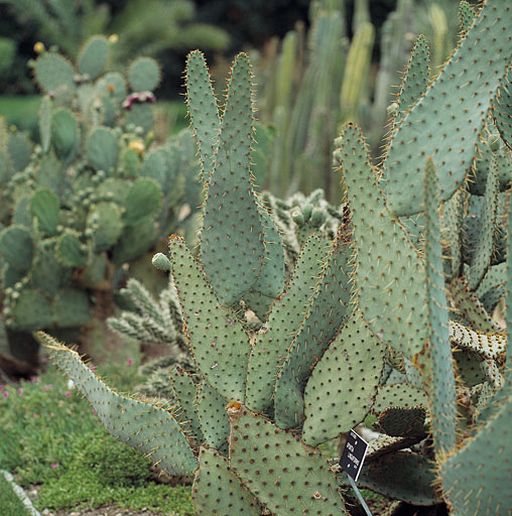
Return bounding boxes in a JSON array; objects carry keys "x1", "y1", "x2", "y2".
[{"x1": 41, "y1": 2, "x2": 512, "y2": 513}]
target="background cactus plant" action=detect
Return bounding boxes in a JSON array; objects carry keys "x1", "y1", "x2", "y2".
[
  {"x1": 41, "y1": 1, "x2": 512, "y2": 514},
  {"x1": 0, "y1": 38, "x2": 200, "y2": 371}
]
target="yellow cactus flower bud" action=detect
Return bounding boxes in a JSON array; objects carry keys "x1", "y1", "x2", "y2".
[
  {"x1": 108, "y1": 34, "x2": 119, "y2": 44},
  {"x1": 33, "y1": 42, "x2": 45, "y2": 54},
  {"x1": 128, "y1": 139, "x2": 145, "y2": 155}
]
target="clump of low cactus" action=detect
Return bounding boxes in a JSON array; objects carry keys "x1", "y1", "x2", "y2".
[
  {"x1": 0, "y1": 37, "x2": 200, "y2": 370},
  {"x1": 41, "y1": 1, "x2": 512, "y2": 514}
]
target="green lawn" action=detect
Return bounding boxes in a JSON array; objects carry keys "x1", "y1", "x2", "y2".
[
  {"x1": 0, "y1": 474, "x2": 31, "y2": 516},
  {"x1": 0, "y1": 363, "x2": 193, "y2": 515}
]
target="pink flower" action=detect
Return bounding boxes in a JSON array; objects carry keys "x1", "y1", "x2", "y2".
[
  {"x1": 50, "y1": 463, "x2": 59, "y2": 470},
  {"x1": 64, "y1": 391, "x2": 72, "y2": 398},
  {"x1": 2, "y1": 391, "x2": 9, "y2": 399},
  {"x1": 127, "y1": 358, "x2": 134, "y2": 366}
]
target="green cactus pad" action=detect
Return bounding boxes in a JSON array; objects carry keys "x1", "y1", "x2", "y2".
[
  {"x1": 358, "y1": 452, "x2": 439, "y2": 506},
  {"x1": 274, "y1": 226, "x2": 352, "y2": 429},
  {"x1": 128, "y1": 57, "x2": 161, "y2": 92},
  {"x1": 86, "y1": 126, "x2": 119, "y2": 172},
  {"x1": 458, "y1": 1, "x2": 476, "y2": 33},
  {"x1": 56, "y1": 231, "x2": 89, "y2": 268},
  {"x1": 373, "y1": 383, "x2": 428, "y2": 413},
  {"x1": 302, "y1": 311, "x2": 385, "y2": 446},
  {"x1": 31, "y1": 188, "x2": 60, "y2": 236},
  {"x1": 440, "y1": 393, "x2": 512, "y2": 513},
  {"x1": 467, "y1": 154, "x2": 499, "y2": 290},
  {"x1": 450, "y1": 321, "x2": 506, "y2": 360},
  {"x1": 393, "y1": 34, "x2": 431, "y2": 128},
  {"x1": 229, "y1": 409, "x2": 348, "y2": 515},
  {"x1": 52, "y1": 288, "x2": 91, "y2": 328},
  {"x1": 450, "y1": 276, "x2": 502, "y2": 332},
  {"x1": 7, "y1": 131, "x2": 32, "y2": 172},
  {"x1": 476, "y1": 262, "x2": 506, "y2": 301},
  {"x1": 33, "y1": 52, "x2": 75, "y2": 94},
  {"x1": 77, "y1": 35, "x2": 109, "y2": 80},
  {"x1": 39, "y1": 96, "x2": 52, "y2": 153},
  {"x1": 125, "y1": 104, "x2": 154, "y2": 134},
  {"x1": 444, "y1": 190, "x2": 465, "y2": 279},
  {"x1": 169, "y1": 236, "x2": 250, "y2": 401},
  {"x1": 192, "y1": 447, "x2": 261, "y2": 516},
  {"x1": 8, "y1": 289, "x2": 53, "y2": 331},
  {"x1": 383, "y1": 0, "x2": 512, "y2": 216},
  {"x1": 423, "y1": 157, "x2": 457, "y2": 455},
  {"x1": 377, "y1": 407, "x2": 427, "y2": 437},
  {"x1": 195, "y1": 382, "x2": 229, "y2": 452},
  {"x1": 185, "y1": 50, "x2": 220, "y2": 179},
  {"x1": 111, "y1": 216, "x2": 156, "y2": 264},
  {"x1": 123, "y1": 178, "x2": 162, "y2": 226},
  {"x1": 335, "y1": 124, "x2": 426, "y2": 357},
  {"x1": 171, "y1": 368, "x2": 203, "y2": 442},
  {"x1": 41, "y1": 334, "x2": 197, "y2": 476},
  {"x1": 87, "y1": 202, "x2": 123, "y2": 252},
  {"x1": 245, "y1": 234, "x2": 331, "y2": 413},
  {"x1": 30, "y1": 244, "x2": 65, "y2": 295},
  {"x1": 96, "y1": 71, "x2": 127, "y2": 104},
  {"x1": 494, "y1": 64, "x2": 512, "y2": 150},
  {"x1": 245, "y1": 207, "x2": 286, "y2": 315},
  {"x1": 0, "y1": 225, "x2": 33, "y2": 272},
  {"x1": 454, "y1": 351, "x2": 488, "y2": 387},
  {"x1": 200, "y1": 53, "x2": 266, "y2": 306}
]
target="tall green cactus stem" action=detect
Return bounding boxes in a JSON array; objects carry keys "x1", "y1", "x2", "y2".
[
  {"x1": 339, "y1": 22, "x2": 375, "y2": 124},
  {"x1": 185, "y1": 51, "x2": 220, "y2": 180},
  {"x1": 383, "y1": 0, "x2": 512, "y2": 216},
  {"x1": 169, "y1": 235, "x2": 249, "y2": 401},
  {"x1": 245, "y1": 234, "x2": 331, "y2": 413},
  {"x1": 334, "y1": 124, "x2": 426, "y2": 358},
  {"x1": 429, "y1": 3, "x2": 448, "y2": 68},
  {"x1": 37, "y1": 332, "x2": 197, "y2": 476},
  {"x1": 423, "y1": 157, "x2": 457, "y2": 456},
  {"x1": 229, "y1": 408, "x2": 348, "y2": 515}
]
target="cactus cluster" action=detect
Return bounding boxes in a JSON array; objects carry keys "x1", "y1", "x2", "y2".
[
  {"x1": 42, "y1": 1, "x2": 512, "y2": 514},
  {"x1": 260, "y1": 0, "x2": 478, "y2": 202},
  {"x1": 0, "y1": 37, "x2": 200, "y2": 369}
]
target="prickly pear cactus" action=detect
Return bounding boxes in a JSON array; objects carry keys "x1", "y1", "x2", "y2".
[
  {"x1": 43, "y1": 3, "x2": 512, "y2": 512},
  {"x1": 0, "y1": 39, "x2": 198, "y2": 368}
]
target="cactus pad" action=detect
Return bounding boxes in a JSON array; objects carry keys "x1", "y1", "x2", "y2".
[
  {"x1": 229, "y1": 409, "x2": 348, "y2": 515},
  {"x1": 39, "y1": 333, "x2": 197, "y2": 476}
]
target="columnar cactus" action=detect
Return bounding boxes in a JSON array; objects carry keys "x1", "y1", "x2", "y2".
[{"x1": 42, "y1": 1, "x2": 512, "y2": 513}]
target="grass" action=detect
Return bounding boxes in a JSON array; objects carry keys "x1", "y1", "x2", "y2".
[
  {"x1": 0, "y1": 362, "x2": 194, "y2": 515},
  {"x1": 0, "y1": 474, "x2": 30, "y2": 516}
]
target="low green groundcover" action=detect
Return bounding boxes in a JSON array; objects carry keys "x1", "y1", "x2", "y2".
[{"x1": 0, "y1": 364, "x2": 193, "y2": 515}]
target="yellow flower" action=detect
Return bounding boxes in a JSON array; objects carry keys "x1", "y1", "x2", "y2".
[
  {"x1": 108, "y1": 34, "x2": 119, "y2": 44},
  {"x1": 33, "y1": 42, "x2": 45, "y2": 54},
  {"x1": 128, "y1": 139, "x2": 145, "y2": 155}
]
